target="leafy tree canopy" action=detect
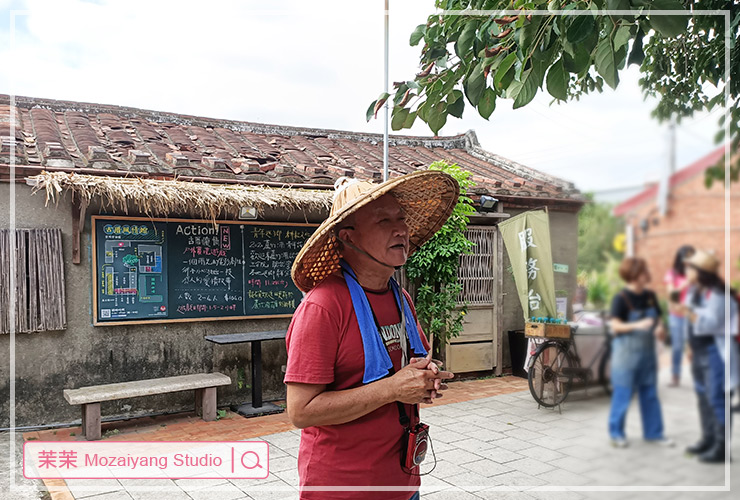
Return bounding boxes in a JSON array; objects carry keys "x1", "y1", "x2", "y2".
[
  {"x1": 368, "y1": 0, "x2": 738, "y2": 181},
  {"x1": 577, "y1": 193, "x2": 624, "y2": 274},
  {"x1": 404, "y1": 161, "x2": 475, "y2": 357}
]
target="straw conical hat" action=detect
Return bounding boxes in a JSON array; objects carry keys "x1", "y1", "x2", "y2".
[
  {"x1": 685, "y1": 249, "x2": 720, "y2": 273},
  {"x1": 291, "y1": 170, "x2": 459, "y2": 292}
]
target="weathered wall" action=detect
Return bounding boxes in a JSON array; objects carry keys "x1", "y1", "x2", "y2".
[
  {"x1": 500, "y1": 208, "x2": 580, "y2": 369},
  {"x1": 0, "y1": 183, "x2": 327, "y2": 427},
  {"x1": 1, "y1": 183, "x2": 580, "y2": 425}
]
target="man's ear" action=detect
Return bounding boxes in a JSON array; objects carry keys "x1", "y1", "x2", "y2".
[{"x1": 337, "y1": 227, "x2": 354, "y2": 244}]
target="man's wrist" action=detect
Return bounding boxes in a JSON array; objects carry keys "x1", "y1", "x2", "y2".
[{"x1": 376, "y1": 376, "x2": 398, "y2": 405}]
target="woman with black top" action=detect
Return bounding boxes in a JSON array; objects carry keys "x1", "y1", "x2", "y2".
[{"x1": 608, "y1": 257, "x2": 673, "y2": 448}]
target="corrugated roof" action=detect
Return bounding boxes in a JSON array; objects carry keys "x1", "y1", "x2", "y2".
[{"x1": 0, "y1": 94, "x2": 583, "y2": 206}]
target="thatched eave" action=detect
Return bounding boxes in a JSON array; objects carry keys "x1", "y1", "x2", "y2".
[{"x1": 25, "y1": 171, "x2": 333, "y2": 221}]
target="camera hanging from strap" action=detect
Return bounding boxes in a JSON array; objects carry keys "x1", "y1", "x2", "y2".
[{"x1": 365, "y1": 282, "x2": 436, "y2": 476}]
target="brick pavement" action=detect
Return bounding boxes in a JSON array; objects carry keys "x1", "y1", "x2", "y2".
[{"x1": 6, "y1": 371, "x2": 739, "y2": 499}]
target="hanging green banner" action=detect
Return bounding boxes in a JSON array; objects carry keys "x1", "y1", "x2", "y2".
[{"x1": 499, "y1": 210, "x2": 557, "y2": 320}]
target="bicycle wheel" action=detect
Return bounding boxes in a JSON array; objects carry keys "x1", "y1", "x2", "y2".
[
  {"x1": 598, "y1": 344, "x2": 612, "y2": 396},
  {"x1": 528, "y1": 341, "x2": 574, "y2": 407}
]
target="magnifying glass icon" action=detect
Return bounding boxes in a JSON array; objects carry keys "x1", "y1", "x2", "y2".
[{"x1": 240, "y1": 451, "x2": 263, "y2": 469}]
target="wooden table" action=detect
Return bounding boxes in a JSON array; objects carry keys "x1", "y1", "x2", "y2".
[{"x1": 205, "y1": 330, "x2": 287, "y2": 417}]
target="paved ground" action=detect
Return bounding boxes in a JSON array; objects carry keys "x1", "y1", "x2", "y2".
[
  {"x1": 4, "y1": 367, "x2": 738, "y2": 499},
  {"x1": 0, "y1": 431, "x2": 49, "y2": 500}
]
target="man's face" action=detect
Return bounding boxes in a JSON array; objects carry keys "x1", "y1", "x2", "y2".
[{"x1": 346, "y1": 194, "x2": 409, "y2": 268}]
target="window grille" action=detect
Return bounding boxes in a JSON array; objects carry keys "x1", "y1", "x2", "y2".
[{"x1": 457, "y1": 227, "x2": 497, "y2": 306}]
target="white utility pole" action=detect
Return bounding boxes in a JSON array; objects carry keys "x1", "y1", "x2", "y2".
[
  {"x1": 657, "y1": 118, "x2": 676, "y2": 216},
  {"x1": 382, "y1": 0, "x2": 389, "y2": 182}
]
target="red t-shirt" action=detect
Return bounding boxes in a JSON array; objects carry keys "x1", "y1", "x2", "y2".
[{"x1": 284, "y1": 274, "x2": 430, "y2": 500}]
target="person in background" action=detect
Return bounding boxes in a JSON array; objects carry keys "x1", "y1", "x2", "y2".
[
  {"x1": 664, "y1": 245, "x2": 696, "y2": 387},
  {"x1": 682, "y1": 249, "x2": 738, "y2": 463},
  {"x1": 608, "y1": 257, "x2": 673, "y2": 448}
]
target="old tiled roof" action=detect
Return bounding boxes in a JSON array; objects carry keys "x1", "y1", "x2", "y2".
[{"x1": 0, "y1": 94, "x2": 583, "y2": 207}]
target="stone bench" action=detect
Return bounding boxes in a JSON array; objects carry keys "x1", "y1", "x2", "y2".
[{"x1": 63, "y1": 373, "x2": 231, "y2": 440}]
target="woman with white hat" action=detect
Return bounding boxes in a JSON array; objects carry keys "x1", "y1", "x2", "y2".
[{"x1": 682, "y1": 249, "x2": 739, "y2": 463}]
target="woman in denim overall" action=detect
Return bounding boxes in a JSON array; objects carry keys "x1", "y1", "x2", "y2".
[{"x1": 608, "y1": 257, "x2": 672, "y2": 448}]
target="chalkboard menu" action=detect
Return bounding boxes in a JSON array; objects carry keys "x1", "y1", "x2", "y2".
[{"x1": 92, "y1": 216, "x2": 316, "y2": 325}]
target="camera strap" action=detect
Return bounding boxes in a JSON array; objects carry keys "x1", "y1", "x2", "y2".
[
  {"x1": 362, "y1": 283, "x2": 435, "y2": 476},
  {"x1": 361, "y1": 282, "x2": 418, "y2": 429},
  {"x1": 372, "y1": 315, "x2": 417, "y2": 429}
]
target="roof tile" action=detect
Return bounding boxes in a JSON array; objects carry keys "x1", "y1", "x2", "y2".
[{"x1": 1, "y1": 94, "x2": 583, "y2": 205}]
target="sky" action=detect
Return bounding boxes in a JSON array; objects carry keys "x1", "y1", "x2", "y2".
[{"x1": 0, "y1": 0, "x2": 723, "y2": 200}]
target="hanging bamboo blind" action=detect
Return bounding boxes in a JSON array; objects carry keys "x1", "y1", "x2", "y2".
[
  {"x1": 0, "y1": 228, "x2": 66, "y2": 334},
  {"x1": 458, "y1": 227, "x2": 497, "y2": 306}
]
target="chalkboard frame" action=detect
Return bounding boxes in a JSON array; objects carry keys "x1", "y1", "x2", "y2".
[{"x1": 91, "y1": 215, "x2": 317, "y2": 326}]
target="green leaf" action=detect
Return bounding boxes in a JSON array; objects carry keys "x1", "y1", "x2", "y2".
[
  {"x1": 425, "y1": 24, "x2": 440, "y2": 45},
  {"x1": 546, "y1": 58, "x2": 568, "y2": 100},
  {"x1": 595, "y1": 37, "x2": 619, "y2": 89},
  {"x1": 427, "y1": 45, "x2": 447, "y2": 61},
  {"x1": 615, "y1": 44, "x2": 628, "y2": 70},
  {"x1": 392, "y1": 84, "x2": 409, "y2": 105},
  {"x1": 613, "y1": 24, "x2": 633, "y2": 51},
  {"x1": 464, "y1": 61, "x2": 485, "y2": 106},
  {"x1": 607, "y1": 0, "x2": 632, "y2": 20},
  {"x1": 478, "y1": 88, "x2": 497, "y2": 119},
  {"x1": 447, "y1": 90, "x2": 465, "y2": 118},
  {"x1": 365, "y1": 100, "x2": 377, "y2": 122},
  {"x1": 563, "y1": 42, "x2": 590, "y2": 74},
  {"x1": 455, "y1": 20, "x2": 477, "y2": 59},
  {"x1": 417, "y1": 100, "x2": 429, "y2": 123},
  {"x1": 519, "y1": 16, "x2": 544, "y2": 54},
  {"x1": 513, "y1": 68, "x2": 540, "y2": 109},
  {"x1": 391, "y1": 107, "x2": 410, "y2": 131},
  {"x1": 567, "y1": 15, "x2": 595, "y2": 44},
  {"x1": 410, "y1": 24, "x2": 426, "y2": 46},
  {"x1": 494, "y1": 52, "x2": 518, "y2": 90},
  {"x1": 403, "y1": 110, "x2": 417, "y2": 129},
  {"x1": 427, "y1": 102, "x2": 447, "y2": 135},
  {"x1": 606, "y1": 0, "x2": 630, "y2": 9},
  {"x1": 649, "y1": 0, "x2": 688, "y2": 37}
]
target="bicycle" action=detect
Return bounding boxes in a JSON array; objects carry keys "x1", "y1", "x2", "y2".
[{"x1": 527, "y1": 314, "x2": 612, "y2": 408}]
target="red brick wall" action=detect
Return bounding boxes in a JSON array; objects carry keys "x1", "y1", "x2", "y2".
[{"x1": 624, "y1": 173, "x2": 740, "y2": 300}]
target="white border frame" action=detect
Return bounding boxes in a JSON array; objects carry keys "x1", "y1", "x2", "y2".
[{"x1": 6, "y1": 6, "x2": 733, "y2": 495}]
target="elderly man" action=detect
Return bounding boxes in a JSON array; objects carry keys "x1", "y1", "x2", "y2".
[{"x1": 286, "y1": 171, "x2": 459, "y2": 500}]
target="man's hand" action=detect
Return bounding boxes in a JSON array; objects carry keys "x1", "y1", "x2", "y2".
[
  {"x1": 391, "y1": 356, "x2": 453, "y2": 405},
  {"x1": 409, "y1": 356, "x2": 447, "y2": 402}
]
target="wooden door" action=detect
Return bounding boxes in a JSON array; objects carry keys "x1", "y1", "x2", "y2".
[{"x1": 445, "y1": 226, "x2": 500, "y2": 373}]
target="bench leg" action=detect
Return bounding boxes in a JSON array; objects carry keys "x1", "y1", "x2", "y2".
[
  {"x1": 81, "y1": 403, "x2": 101, "y2": 441},
  {"x1": 200, "y1": 387, "x2": 217, "y2": 422},
  {"x1": 194, "y1": 388, "x2": 203, "y2": 417}
]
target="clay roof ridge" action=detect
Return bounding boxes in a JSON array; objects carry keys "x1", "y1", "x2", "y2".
[
  {"x1": 1, "y1": 94, "x2": 470, "y2": 148},
  {"x1": 461, "y1": 130, "x2": 578, "y2": 194}
]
